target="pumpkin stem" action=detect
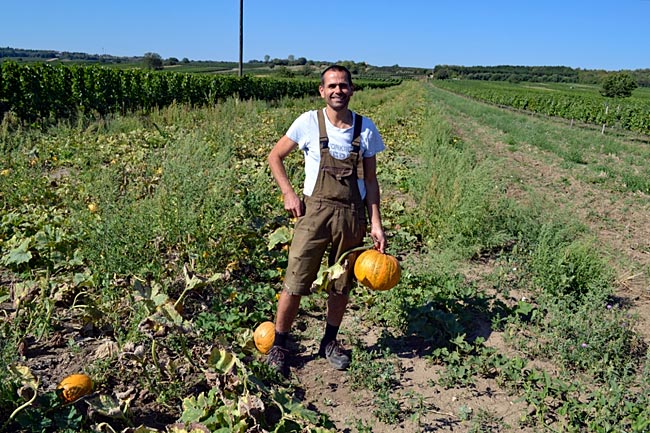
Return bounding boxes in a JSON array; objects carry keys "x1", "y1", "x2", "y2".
[
  {"x1": 334, "y1": 245, "x2": 373, "y2": 267},
  {"x1": 7, "y1": 378, "x2": 39, "y2": 422},
  {"x1": 310, "y1": 245, "x2": 374, "y2": 293}
]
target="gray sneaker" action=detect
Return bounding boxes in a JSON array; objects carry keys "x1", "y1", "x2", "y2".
[
  {"x1": 318, "y1": 340, "x2": 351, "y2": 370},
  {"x1": 266, "y1": 346, "x2": 290, "y2": 377}
]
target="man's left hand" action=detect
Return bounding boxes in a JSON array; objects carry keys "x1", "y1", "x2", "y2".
[{"x1": 370, "y1": 226, "x2": 386, "y2": 253}]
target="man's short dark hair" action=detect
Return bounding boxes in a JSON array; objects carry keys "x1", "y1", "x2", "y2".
[{"x1": 321, "y1": 65, "x2": 353, "y2": 86}]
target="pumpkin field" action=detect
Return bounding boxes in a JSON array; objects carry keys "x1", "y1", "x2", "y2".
[{"x1": 1, "y1": 78, "x2": 649, "y2": 432}]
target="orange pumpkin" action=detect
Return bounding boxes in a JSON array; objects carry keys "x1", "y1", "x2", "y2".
[
  {"x1": 56, "y1": 373, "x2": 93, "y2": 403},
  {"x1": 253, "y1": 321, "x2": 275, "y2": 354},
  {"x1": 354, "y1": 249, "x2": 401, "y2": 291}
]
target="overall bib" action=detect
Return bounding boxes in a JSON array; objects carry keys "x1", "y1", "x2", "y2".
[{"x1": 283, "y1": 110, "x2": 366, "y2": 296}]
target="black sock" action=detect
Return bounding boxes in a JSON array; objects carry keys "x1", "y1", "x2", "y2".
[
  {"x1": 274, "y1": 331, "x2": 289, "y2": 348},
  {"x1": 321, "y1": 323, "x2": 339, "y2": 347}
]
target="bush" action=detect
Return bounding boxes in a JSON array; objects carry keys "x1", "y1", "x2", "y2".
[{"x1": 600, "y1": 72, "x2": 638, "y2": 98}]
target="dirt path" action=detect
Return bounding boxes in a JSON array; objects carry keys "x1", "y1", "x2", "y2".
[{"x1": 289, "y1": 313, "x2": 533, "y2": 433}]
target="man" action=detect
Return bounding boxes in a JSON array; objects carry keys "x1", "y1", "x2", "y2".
[{"x1": 266, "y1": 65, "x2": 387, "y2": 377}]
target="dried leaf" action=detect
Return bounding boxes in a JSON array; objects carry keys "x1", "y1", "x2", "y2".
[
  {"x1": 8, "y1": 364, "x2": 39, "y2": 390},
  {"x1": 238, "y1": 393, "x2": 265, "y2": 417},
  {"x1": 86, "y1": 394, "x2": 125, "y2": 419},
  {"x1": 93, "y1": 339, "x2": 120, "y2": 360}
]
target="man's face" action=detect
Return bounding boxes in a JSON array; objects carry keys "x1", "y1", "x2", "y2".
[{"x1": 319, "y1": 70, "x2": 353, "y2": 111}]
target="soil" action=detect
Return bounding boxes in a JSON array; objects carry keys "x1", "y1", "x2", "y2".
[{"x1": 286, "y1": 316, "x2": 535, "y2": 433}]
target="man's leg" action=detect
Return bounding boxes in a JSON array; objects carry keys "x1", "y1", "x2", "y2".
[
  {"x1": 265, "y1": 291, "x2": 301, "y2": 377},
  {"x1": 325, "y1": 291, "x2": 349, "y2": 327},
  {"x1": 319, "y1": 292, "x2": 351, "y2": 369},
  {"x1": 275, "y1": 291, "x2": 302, "y2": 334}
]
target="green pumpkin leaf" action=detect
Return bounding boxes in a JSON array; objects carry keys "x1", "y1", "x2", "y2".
[
  {"x1": 3, "y1": 238, "x2": 32, "y2": 265},
  {"x1": 267, "y1": 226, "x2": 293, "y2": 250},
  {"x1": 271, "y1": 389, "x2": 319, "y2": 423},
  {"x1": 208, "y1": 348, "x2": 236, "y2": 374},
  {"x1": 86, "y1": 394, "x2": 125, "y2": 418},
  {"x1": 149, "y1": 282, "x2": 169, "y2": 306},
  {"x1": 180, "y1": 395, "x2": 207, "y2": 423},
  {"x1": 515, "y1": 300, "x2": 534, "y2": 316}
]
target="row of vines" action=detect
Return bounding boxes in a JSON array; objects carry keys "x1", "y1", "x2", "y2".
[
  {"x1": 0, "y1": 61, "x2": 398, "y2": 124},
  {"x1": 433, "y1": 80, "x2": 650, "y2": 135}
]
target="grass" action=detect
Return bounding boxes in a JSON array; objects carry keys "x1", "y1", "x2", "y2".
[
  {"x1": 418, "y1": 83, "x2": 649, "y2": 431},
  {"x1": 1, "y1": 80, "x2": 648, "y2": 432},
  {"x1": 431, "y1": 81, "x2": 650, "y2": 195}
]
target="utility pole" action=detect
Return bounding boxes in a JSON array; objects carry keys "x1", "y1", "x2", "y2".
[{"x1": 239, "y1": 0, "x2": 243, "y2": 77}]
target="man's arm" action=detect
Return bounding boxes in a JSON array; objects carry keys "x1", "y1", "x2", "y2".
[
  {"x1": 268, "y1": 135, "x2": 303, "y2": 218},
  {"x1": 362, "y1": 155, "x2": 386, "y2": 253}
]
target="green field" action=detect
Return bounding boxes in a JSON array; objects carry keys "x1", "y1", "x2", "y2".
[
  {"x1": 1, "y1": 79, "x2": 649, "y2": 432},
  {"x1": 433, "y1": 79, "x2": 650, "y2": 136}
]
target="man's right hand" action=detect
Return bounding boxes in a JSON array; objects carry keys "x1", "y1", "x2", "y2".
[
  {"x1": 268, "y1": 135, "x2": 301, "y2": 216},
  {"x1": 284, "y1": 191, "x2": 304, "y2": 218}
]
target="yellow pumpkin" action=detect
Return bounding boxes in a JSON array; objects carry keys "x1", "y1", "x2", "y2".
[
  {"x1": 56, "y1": 373, "x2": 93, "y2": 403},
  {"x1": 354, "y1": 249, "x2": 401, "y2": 291},
  {"x1": 253, "y1": 321, "x2": 275, "y2": 354}
]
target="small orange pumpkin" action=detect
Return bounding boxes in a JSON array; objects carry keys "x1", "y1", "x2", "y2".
[
  {"x1": 253, "y1": 321, "x2": 275, "y2": 354},
  {"x1": 354, "y1": 249, "x2": 401, "y2": 291},
  {"x1": 56, "y1": 373, "x2": 93, "y2": 403}
]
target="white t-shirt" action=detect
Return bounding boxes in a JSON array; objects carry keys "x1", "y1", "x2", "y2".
[{"x1": 286, "y1": 109, "x2": 385, "y2": 199}]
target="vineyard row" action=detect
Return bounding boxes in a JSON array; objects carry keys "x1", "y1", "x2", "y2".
[
  {"x1": 0, "y1": 61, "x2": 399, "y2": 123},
  {"x1": 434, "y1": 80, "x2": 650, "y2": 135}
]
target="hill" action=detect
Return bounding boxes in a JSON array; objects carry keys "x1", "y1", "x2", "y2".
[
  {"x1": 0, "y1": 47, "x2": 428, "y2": 80},
  {"x1": 3, "y1": 46, "x2": 649, "y2": 85},
  {"x1": 433, "y1": 64, "x2": 650, "y2": 86}
]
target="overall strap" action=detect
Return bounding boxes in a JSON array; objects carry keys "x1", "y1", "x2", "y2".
[
  {"x1": 351, "y1": 113, "x2": 362, "y2": 152},
  {"x1": 316, "y1": 109, "x2": 365, "y2": 179},
  {"x1": 353, "y1": 113, "x2": 365, "y2": 179},
  {"x1": 317, "y1": 109, "x2": 329, "y2": 149}
]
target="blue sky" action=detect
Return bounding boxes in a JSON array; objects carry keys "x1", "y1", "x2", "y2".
[{"x1": 2, "y1": 0, "x2": 649, "y2": 70}]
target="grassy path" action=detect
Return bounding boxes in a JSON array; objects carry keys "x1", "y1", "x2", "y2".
[{"x1": 427, "y1": 83, "x2": 650, "y2": 342}]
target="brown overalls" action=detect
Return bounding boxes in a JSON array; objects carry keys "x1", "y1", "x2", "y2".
[{"x1": 283, "y1": 109, "x2": 366, "y2": 295}]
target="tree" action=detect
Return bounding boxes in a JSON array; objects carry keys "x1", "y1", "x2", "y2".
[
  {"x1": 143, "y1": 52, "x2": 163, "y2": 70},
  {"x1": 300, "y1": 65, "x2": 312, "y2": 77},
  {"x1": 274, "y1": 66, "x2": 294, "y2": 78},
  {"x1": 433, "y1": 67, "x2": 450, "y2": 80},
  {"x1": 600, "y1": 72, "x2": 638, "y2": 98}
]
